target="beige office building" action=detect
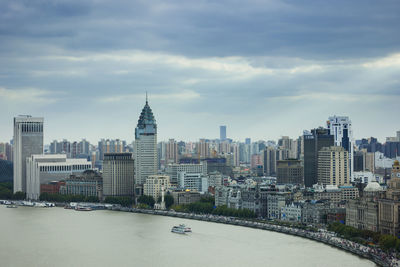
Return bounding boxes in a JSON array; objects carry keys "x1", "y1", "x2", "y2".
[
  {"x1": 318, "y1": 146, "x2": 350, "y2": 186},
  {"x1": 143, "y1": 175, "x2": 170, "y2": 201}
]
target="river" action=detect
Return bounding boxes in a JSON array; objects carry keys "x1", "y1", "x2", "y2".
[{"x1": 0, "y1": 206, "x2": 375, "y2": 267}]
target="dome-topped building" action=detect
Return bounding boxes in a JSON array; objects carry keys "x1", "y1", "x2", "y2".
[
  {"x1": 134, "y1": 95, "x2": 158, "y2": 189},
  {"x1": 364, "y1": 181, "x2": 383, "y2": 192}
]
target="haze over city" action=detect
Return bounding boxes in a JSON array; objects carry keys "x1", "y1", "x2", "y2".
[{"x1": 1, "y1": 0, "x2": 400, "y2": 143}]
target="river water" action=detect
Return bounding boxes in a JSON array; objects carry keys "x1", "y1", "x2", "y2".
[{"x1": 0, "y1": 206, "x2": 375, "y2": 267}]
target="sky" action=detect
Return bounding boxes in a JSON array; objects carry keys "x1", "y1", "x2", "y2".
[{"x1": 0, "y1": 0, "x2": 399, "y2": 144}]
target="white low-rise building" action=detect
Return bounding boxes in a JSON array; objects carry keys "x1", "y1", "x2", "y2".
[
  {"x1": 26, "y1": 154, "x2": 91, "y2": 200},
  {"x1": 178, "y1": 172, "x2": 208, "y2": 193},
  {"x1": 281, "y1": 203, "x2": 302, "y2": 222},
  {"x1": 143, "y1": 175, "x2": 170, "y2": 201},
  {"x1": 353, "y1": 171, "x2": 379, "y2": 184}
]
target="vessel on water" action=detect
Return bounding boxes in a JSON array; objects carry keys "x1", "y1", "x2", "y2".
[
  {"x1": 179, "y1": 224, "x2": 192, "y2": 232},
  {"x1": 171, "y1": 225, "x2": 186, "y2": 234},
  {"x1": 171, "y1": 224, "x2": 192, "y2": 234},
  {"x1": 6, "y1": 204, "x2": 18, "y2": 208},
  {"x1": 75, "y1": 206, "x2": 92, "y2": 211}
]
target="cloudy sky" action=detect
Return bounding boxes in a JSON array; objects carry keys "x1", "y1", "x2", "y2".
[{"x1": 1, "y1": 0, "x2": 399, "y2": 144}]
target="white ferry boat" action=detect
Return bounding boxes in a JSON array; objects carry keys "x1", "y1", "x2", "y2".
[
  {"x1": 171, "y1": 226, "x2": 185, "y2": 234},
  {"x1": 171, "y1": 224, "x2": 192, "y2": 234},
  {"x1": 179, "y1": 224, "x2": 192, "y2": 232}
]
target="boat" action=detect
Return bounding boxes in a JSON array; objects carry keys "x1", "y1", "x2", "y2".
[
  {"x1": 179, "y1": 224, "x2": 192, "y2": 232},
  {"x1": 171, "y1": 225, "x2": 186, "y2": 234},
  {"x1": 6, "y1": 205, "x2": 18, "y2": 208},
  {"x1": 75, "y1": 206, "x2": 92, "y2": 211}
]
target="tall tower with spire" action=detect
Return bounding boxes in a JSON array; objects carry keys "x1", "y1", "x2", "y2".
[{"x1": 134, "y1": 95, "x2": 158, "y2": 190}]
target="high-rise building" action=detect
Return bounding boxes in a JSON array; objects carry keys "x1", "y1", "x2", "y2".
[
  {"x1": 220, "y1": 125, "x2": 227, "y2": 140},
  {"x1": 165, "y1": 139, "x2": 179, "y2": 164},
  {"x1": 103, "y1": 153, "x2": 134, "y2": 197},
  {"x1": 13, "y1": 115, "x2": 44, "y2": 193},
  {"x1": 198, "y1": 139, "x2": 210, "y2": 158},
  {"x1": 317, "y1": 146, "x2": 350, "y2": 186},
  {"x1": 134, "y1": 98, "x2": 158, "y2": 187},
  {"x1": 263, "y1": 147, "x2": 277, "y2": 176},
  {"x1": 303, "y1": 128, "x2": 334, "y2": 187},
  {"x1": 327, "y1": 116, "x2": 355, "y2": 181}
]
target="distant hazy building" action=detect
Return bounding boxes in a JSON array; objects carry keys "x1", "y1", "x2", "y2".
[
  {"x1": 276, "y1": 159, "x2": 304, "y2": 185},
  {"x1": 165, "y1": 163, "x2": 207, "y2": 184},
  {"x1": 263, "y1": 147, "x2": 277, "y2": 176},
  {"x1": 134, "y1": 98, "x2": 158, "y2": 187},
  {"x1": 220, "y1": 125, "x2": 227, "y2": 140},
  {"x1": 103, "y1": 153, "x2": 134, "y2": 197},
  {"x1": 165, "y1": 139, "x2": 179, "y2": 164},
  {"x1": 143, "y1": 175, "x2": 170, "y2": 201},
  {"x1": 317, "y1": 146, "x2": 350, "y2": 186},
  {"x1": 26, "y1": 154, "x2": 91, "y2": 200},
  {"x1": 327, "y1": 116, "x2": 355, "y2": 181},
  {"x1": 13, "y1": 115, "x2": 44, "y2": 193},
  {"x1": 303, "y1": 128, "x2": 334, "y2": 187}
]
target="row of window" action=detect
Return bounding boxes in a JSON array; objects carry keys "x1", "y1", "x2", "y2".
[
  {"x1": 20, "y1": 123, "x2": 43, "y2": 133},
  {"x1": 39, "y1": 165, "x2": 91, "y2": 172}
]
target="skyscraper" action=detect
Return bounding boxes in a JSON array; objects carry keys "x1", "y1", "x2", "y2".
[
  {"x1": 220, "y1": 125, "x2": 227, "y2": 140},
  {"x1": 317, "y1": 146, "x2": 350, "y2": 186},
  {"x1": 13, "y1": 115, "x2": 44, "y2": 193},
  {"x1": 327, "y1": 116, "x2": 355, "y2": 181},
  {"x1": 103, "y1": 153, "x2": 134, "y2": 197},
  {"x1": 303, "y1": 128, "x2": 334, "y2": 187},
  {"x1": 134, "y1": 97, "x2": 158, "y2": 189}
]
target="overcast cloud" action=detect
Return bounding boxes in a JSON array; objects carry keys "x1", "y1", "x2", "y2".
[{"x1": 0, "y1": 0, "x2": 399, "y2": 143}]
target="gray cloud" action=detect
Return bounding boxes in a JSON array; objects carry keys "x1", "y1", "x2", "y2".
[{"x1": 0, "y1": 0, "x2": 399, "y2": 143}]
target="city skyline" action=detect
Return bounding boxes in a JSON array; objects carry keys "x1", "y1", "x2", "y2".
[
  {"x1": 0, "y1": 1, "x2": 399, "y2": 144},
  {"x1": 1, "y1": 111, "x2": 399, "y2": 145}
]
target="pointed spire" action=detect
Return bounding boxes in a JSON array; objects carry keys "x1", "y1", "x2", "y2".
[{"x1": 146, "y1": 91, "x2": 148, "y2": 104}]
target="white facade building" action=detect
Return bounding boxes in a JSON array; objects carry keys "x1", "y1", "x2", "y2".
[
  {"x1": 281, "y1": 203, "x2": 302, "y2": 222},
  {"x1": 143, "y1": 175, "x2": 170, "y2": 201},
  {"x1": 178, "y1": 172, "x2": 208, "y2": 193},
  {"x1": 26, "y1": 154, "x2": 91, "y2": 200},
  {"x1": 353, "y1": 171, "x2": 379, "y2": 184},
  {"x1": 165, "y1": 163, "x2": 207, "y2": 184},
  {"x1": 327, "y1": 116, "x2": 355, "y2": 181},
  {"x1": 13, "y1": 115, "x2": 44, "y2": 193}
]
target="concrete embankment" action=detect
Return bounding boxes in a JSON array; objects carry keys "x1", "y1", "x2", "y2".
[{"x1": 113, "y1": 207, "x2": 389, "y2": 267}]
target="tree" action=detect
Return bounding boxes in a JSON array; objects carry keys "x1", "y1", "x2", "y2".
[
  {"x1": 138, "y1": 195, "x2": 155, "y2": 208},
  {"x1": 157, "y1": 194, "x2": 174, "y2": 209},
  {"x1": 13, "y1": 191, "x2": 26, "y2": 200}
]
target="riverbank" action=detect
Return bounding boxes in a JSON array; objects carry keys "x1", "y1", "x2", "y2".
[
  {"x1": 1, "y1": 199, "x2": 395, "y2": 266},
  {"x1": 112, "y1": 206, "x2": 396, "y2": 267}
]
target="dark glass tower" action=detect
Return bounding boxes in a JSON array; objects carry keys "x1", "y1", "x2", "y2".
[{"x1": 303, "y1": 128, "x2": 334, "y2": 187}]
